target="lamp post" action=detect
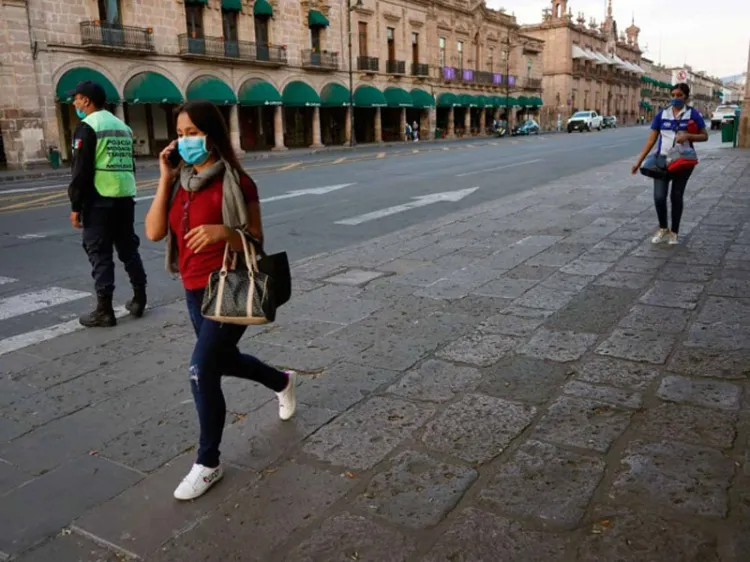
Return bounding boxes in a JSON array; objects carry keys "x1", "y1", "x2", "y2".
[{"x1": 347, "y1": 0, "x2": 363, "y2": 147}]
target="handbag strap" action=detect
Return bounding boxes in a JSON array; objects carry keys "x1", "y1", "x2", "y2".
[{"x1": 237, "y1": 228, "x2": 259, "y2": 273}]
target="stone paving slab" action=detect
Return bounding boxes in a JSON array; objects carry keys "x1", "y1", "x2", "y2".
[{"x1": 1, "y1": 149, "x2": 749, "y2": 560}]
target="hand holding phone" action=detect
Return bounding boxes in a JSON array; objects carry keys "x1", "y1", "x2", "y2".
[{"x1": 159, "y1": 140, "x2": 180, "y2": 180}]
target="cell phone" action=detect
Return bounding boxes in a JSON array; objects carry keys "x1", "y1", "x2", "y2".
[{"x1": 167, "y1": 145, "x2": 182, "y2": 168}]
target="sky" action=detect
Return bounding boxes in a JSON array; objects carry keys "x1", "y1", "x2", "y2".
[{"x1": 487, "y1": 0, "x2": 750, "y2": 78}]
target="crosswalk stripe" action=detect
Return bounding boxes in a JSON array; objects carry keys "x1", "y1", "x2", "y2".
[
  {"x1": 0, "y1": 276, "x2": 17, "y2": 285},
  {"x1": 0, "y1": 306, "x2": 128, "y2": 356},
  {"x1": 0, "y1": 287, "x2": 90, "y2": 322}
]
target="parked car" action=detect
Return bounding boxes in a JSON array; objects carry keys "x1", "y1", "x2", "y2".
[
  {"x1": 567, "y1": 111, "x2": 602, "y2": 133},
  {"x1": 602, "y1": 115, "x2": 617, "y2": 129},
  {"x1": 511, "y1": 119, "x2": 540, "y2": 136},
  {"x1": 711, "y1": 105, "x2": 740, "y2": 130}
]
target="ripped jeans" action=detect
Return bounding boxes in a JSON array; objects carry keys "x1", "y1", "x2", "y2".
[{"x1": 185, "y1": 288, "x2": 289, "y2": 468}]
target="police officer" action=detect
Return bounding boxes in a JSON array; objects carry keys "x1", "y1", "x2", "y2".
[{"x1": 67, "y1": 80, "x2": 147, "y2": 327}]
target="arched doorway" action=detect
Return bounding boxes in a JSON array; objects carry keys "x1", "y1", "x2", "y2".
[
  {"x1": 237, "y1": 79, "x2": 282, "y2": 151},
  {"x1": 282, "y1": 81, "x2": 321, "y2": 148}
]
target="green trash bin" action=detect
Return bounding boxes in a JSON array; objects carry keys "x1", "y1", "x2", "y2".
[
  {"x1": 48, "y1": 146, "x2": 61, "y2": 169},
  {"x1": 721, "y1": 119, "x2": 735, "y2": 143}
]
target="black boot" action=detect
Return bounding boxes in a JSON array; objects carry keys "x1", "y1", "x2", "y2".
[
  {"x1": 79, "y1": 295, "x2": 117, "y2": 328},
  {"x1": 126, "y1": 285, "x2": 147, "y2": 318}
]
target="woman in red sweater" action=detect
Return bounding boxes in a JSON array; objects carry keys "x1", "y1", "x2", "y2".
[{"x1": 145, "y1": 101, "x2": 296, "y2": 500}]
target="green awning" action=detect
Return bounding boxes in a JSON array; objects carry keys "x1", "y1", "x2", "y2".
[
  {"x1": 185, "y1": 0, "x2": 208, "y2": 4},
  {"x1": 384, "y1": 87, "x2": 413, "y2": 108},
  {"x1": 321, "y1": 83, "x2": 350, "y2": 107},
  {"x1": 239, "y1": 79, "x2": 282, "y2": 106},
  {"x1": 354, "y1": 85, "x2": 386, "y2": 108},
  {"x1": 437, "y1": 93, "x2": 459, "y2": 108},
  {"x1": 253, "y1": 0, "x2": 273, "y2": 17},
  {"x1": 459, "y1": 94, "x2": 477, "y2": 108},
  {"x1": 490, "y1": 96, "x2": 504, "y2": 108},
  {"x1": 410, "y1": 89, "x2": 435, "y2": 109},
  {"x1": 124, "y1": 72, "x2": 183, "y2": 104},
  {"x1": 507, "y1": 96, "x2": 520, "y2": 107},
  {"x1": 308, "y1": 9, "x2": 329, "y2": 28},
  {"x1": 283, "y1": 81, "x2": 320, "y2": 107},
  {"x1": 475, "y1": 95, "x2": 489, "y2": 108},
  {"x1": 222, "y1": 0, "x2": 242, "y2": 10},
  {"x1": 517, "y1": 95, "x2": 530, "y2": 107},
  {"x1": 56, "y1": 68, "x2": 120, "y2": 103},
  {"x1": 528, "y1": 96, "x2": 543, "y2": 107},
  {"x1": 186, "y1": 76, "x2": 237, "y2": 105}
]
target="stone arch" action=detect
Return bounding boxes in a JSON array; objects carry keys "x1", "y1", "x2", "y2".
[
  {"x1": 119, "y1": 63, "x2": 186, "y2": 98},
  {"x1": 51, "y1": 59, "x2": 123, "y2": 99},
  {"x1": 183, "y1": 67, "x2": 234, "y2": 94},
  {"x1": 234, "y1": 70, "x2": 280, "y2": 93}
]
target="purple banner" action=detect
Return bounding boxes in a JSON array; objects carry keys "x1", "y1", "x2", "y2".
[
  {"x1": 508, "y1": 75, "x2": 516, "y2": 87},
  {"x1": 462, "y1": 69, "x2": 474, "y2": 82},
  {"x1": 493, "y1": 73, "x2": 503, "y2": 85},
  {"x1": 442, "y1": 67, "x2": 456, "y2": 80}
]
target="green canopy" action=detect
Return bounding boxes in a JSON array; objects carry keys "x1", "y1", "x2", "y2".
[
  {"x1": 222, "y1": 0, "x2": 242, "y2": 10},
  {"x1": 238, "y1": 79, "x2": 282, "y2": 106},
  {"x1": 384, "y1": 87, "x2": 413, "y2": 108},
  {"x1": 490, "y1": 96, "x2": 504, "y2": 108},
  {"x1": 474, "y1": 95, "x2": 488, "y2": 108},
  {"x1": 308, "y1": 9, "x2": 329, "y2": 27},
  {"x1": 507, "y1": 96, "x2": 519, "y2": 107},
  {"x1": 186, "y1": 76, "x2": 237, "y2": 105},
  {"x1": 185, "y1": 0, "x2": 208, "y2": 4},
  {"x1": 283, "y1": 81, "x2": 320, "y2": 107},
  {"x1": 253, "y1": 0, "x2": 273, "y2": 17},
  {"x1": 56, "y1": 68, "x2": 120, "y2": 103},
  {"x1": 410, "y1": 89, "x2": 435, "y2": 108},
  {"x1": 528, "y1": 96, "x2": 543, "y2": 107},
  {"x1": 517, "y1": 95, "x2": 530, "y2": 106},
  {"x1": 459, "y1": 94, "x2": 477, "y2": 107},
  {"x1": 437, "y1": 93, "x2": 459, "y2": 108},
  {"x1": 124, "y1": 72, "x2": 183, "y2": 104},
  {"x1": 320, "y1": 83, "x2": 350, "y2": 107},
  {"x1": 354, "y1": 85, "x2": 387, "y2": 108}
]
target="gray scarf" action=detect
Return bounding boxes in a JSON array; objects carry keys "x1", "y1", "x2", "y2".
[{"x1": 165, "y1": 159, "x2": 249, "y2": 274}]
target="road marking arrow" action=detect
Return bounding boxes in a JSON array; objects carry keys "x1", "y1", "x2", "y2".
[
  {"x1": 335, "y1": 187, "x2": 479, "y2": 226},
  {"x1": 261, "y1": 183, "x2": 356, "y2": 203}
]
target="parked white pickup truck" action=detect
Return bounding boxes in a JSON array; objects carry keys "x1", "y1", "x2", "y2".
[
  {"x1": 711, "y1": 105, "x2": 739, "y2": 130},
  {"x1": 567, "y1": 111, "x2": 603, "y2": 133}
]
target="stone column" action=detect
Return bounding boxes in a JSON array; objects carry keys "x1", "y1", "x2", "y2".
[
  {"x1": 479, "y1": 109, "x2": 486, "y2": 135},
  {"x1": 464, "y1": 107, "x2": 471, "y2": 135},
  {"x1": 345, "y1": 106, "x2": 352, "y2": 145},
  {"x1": 374, "y1": 107, "x2": 382, "y2": 143},
  {"x1": 229, "y1": 105, "x2": 243, "y2": 155},
  {"x1": 273, "y1": 105, "x2": 286, "y2": 151},
  {"x1": 427, "y1": 107, "x2": 435, "y2": 140},
  {"x1": 400, "y1": 108, "x2": 406, "y2": 140},
  {"x1": 115, "y1": 103, "x2": 126, "y2": 121},
  {"x1": 311, "y1": 106, "x2": 323, "y2": 148},
  {"x1": 447, "y1": 107, "x2": 455, "y2": 138}
]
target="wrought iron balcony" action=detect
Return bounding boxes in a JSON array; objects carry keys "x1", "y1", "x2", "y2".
[
  {"x1": 386, "y1": 59, "x2": 406, "y2": 75},
  {"x1": 476, "y1": 71, "x2": 494, "y2": 85},
  {"x1": 357, "y1": 56, "x2": 379, "y2": 72},
  {"x1": 460, "y1": 68, "x2": 475, "y2": 83},
  {"x1": 178, "y1": 34, "x2": 287, "y2": 66},
  {"x1": 411, "y1": 63, "x2": 429, "y2": 77},
  {"x1": 301, "y1": 50, "x2": 339, "y2": 70},
  {"x1": 524, "y1": 77, "x2": 543, "y2": 89},
  {"x1": 80, "y1": 21, "x2": 154, "y2": 54},
  {"x1": 441, "y1": 67, "x2": 459, "y2": 81}
]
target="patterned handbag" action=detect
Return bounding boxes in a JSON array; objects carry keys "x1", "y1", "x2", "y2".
[{"x1": 200, "y1": 231, "x2": 276, "y2": 325}]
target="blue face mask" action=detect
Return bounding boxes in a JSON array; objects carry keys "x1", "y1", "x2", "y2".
[
  {"x1": 75, "y1": 108, "x2": 87, "y2": 119},
  {"x1": 178, "y1": 136, "x2": 210, "y2": 165},
  {"x1": 671, "y1": 98, "x2": 685, "y2": 108}
]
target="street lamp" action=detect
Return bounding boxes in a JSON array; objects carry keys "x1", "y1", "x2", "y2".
[
  {"x1": 504, "y1": 30, "x2": 511, "y2": 129},
  {"x1": 347, "y1": 0, "x2": 363, "y2": 147}
]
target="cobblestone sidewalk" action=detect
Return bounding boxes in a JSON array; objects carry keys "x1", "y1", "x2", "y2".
[{"x1": 1, "y1": 148, "x2": 749, "y2": 561}]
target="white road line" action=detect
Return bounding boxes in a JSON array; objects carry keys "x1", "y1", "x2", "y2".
[
  {"x1": 597, "y1": 141, "x2": 633, "y2": 149},
  {"x1": 455, "y1": 159, "x2": 542, "y2": 178},
  {"x1": 0, "y1": 287, "x2": 91, "y2": 322},
  {"x1": 17, "y1": 233, "x2": 49, "y2": 240},
  {"x1": 0, "y1": 183, "x2": 70, "y2": 195},
  {"x1": 0, "y1": 277, "x2": 18, "y2": 285},
  {"x1": 0, "y1": 306, "x2": 128, "y2": 356}
]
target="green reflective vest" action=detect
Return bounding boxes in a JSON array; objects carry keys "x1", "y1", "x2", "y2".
[{"x1": 82, "y1": 110, "x2": 136, "y2": 198}]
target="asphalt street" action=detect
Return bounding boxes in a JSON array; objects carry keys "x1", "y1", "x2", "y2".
[{"x1": 0, "y1": 127, "x2": 647, "y2": 347}]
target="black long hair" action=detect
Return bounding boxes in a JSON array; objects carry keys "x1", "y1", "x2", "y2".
[{"x1": 174, "y1": 100, "x2": 246, "y2": 177}]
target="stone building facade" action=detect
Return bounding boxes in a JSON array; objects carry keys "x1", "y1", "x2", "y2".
[
  {"x1": 639, "y1": 57, "x2": 673, "y2": 119},
  {"x1": 667, "y1": 66, "x2": 723, "y2": 116},
  {"x1": 0, "y1": 0, "x2": 544, "y2": 170},
  {"x1": 521, "y1": 0, "x2": 645, "y2": 127}
]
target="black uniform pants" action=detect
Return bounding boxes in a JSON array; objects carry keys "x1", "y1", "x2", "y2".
[{"x1": 82, "y1": 199, "x2": 147, "y2": 298}]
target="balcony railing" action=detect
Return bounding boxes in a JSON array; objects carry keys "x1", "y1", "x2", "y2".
[
  {"x1": 524, "y1": 77, "x2": 543, "y2": 89},
  {"x1": 386, "y1": 59, "x2": 406, "y2": 75},
  {"x1": 461, "y1": 68, "x2": 475, "y2": 83},
  {"x1": 80, "y1": 21, "x2": 154, "y2": 54},
  {"x1": 442, "y1": 67, "x2": 459, "y2": 81},
  {"x1": 411, "y1": 62, "x2": 429, "y2": 77},
  {"x1": 177, "y1": 34, "x2": 287, "y2": 66},
  {"x1": 476, "y1": 71, "x2": 493, "y2": 86},
  {"x1": 357, "y1": 56, "x2": 379, "y2": 72},
  {"x1": 301, "y1": 50, "x2": 338, "y2": 70}
]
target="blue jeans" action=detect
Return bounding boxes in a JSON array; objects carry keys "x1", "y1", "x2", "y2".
[
  {"x1": 653, "y1": 169, "x2": 693, "y2": 234},
  {"x1": 185, "y1": 289, "x2": 288, "y2": 468}
]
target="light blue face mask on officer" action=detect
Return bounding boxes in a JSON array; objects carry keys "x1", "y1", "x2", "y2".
[
  {"x1": 75, "y1": 108, "x2": 87, "y2": 119},
  {"x1": 178, "y1": 136, "x2": 211, "y2": 165}
]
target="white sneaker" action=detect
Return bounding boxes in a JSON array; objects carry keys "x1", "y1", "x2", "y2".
[
  {"x1": 173, "y1": 463, "x2": 223, "y2": 501},
  {"x1": 651, "y1": 229, "x2": 670, "y2": 244},
  {"x1": 667, "y1": 233, "x2": 679, "y2": 245},
  {"x1": 277, "y1": 370, "x2": 297, "y2": 421}
]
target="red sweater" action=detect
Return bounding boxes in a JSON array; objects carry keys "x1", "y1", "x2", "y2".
[{"x1": 168, "y1": 174, "x2": 259, "y2": 290}]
